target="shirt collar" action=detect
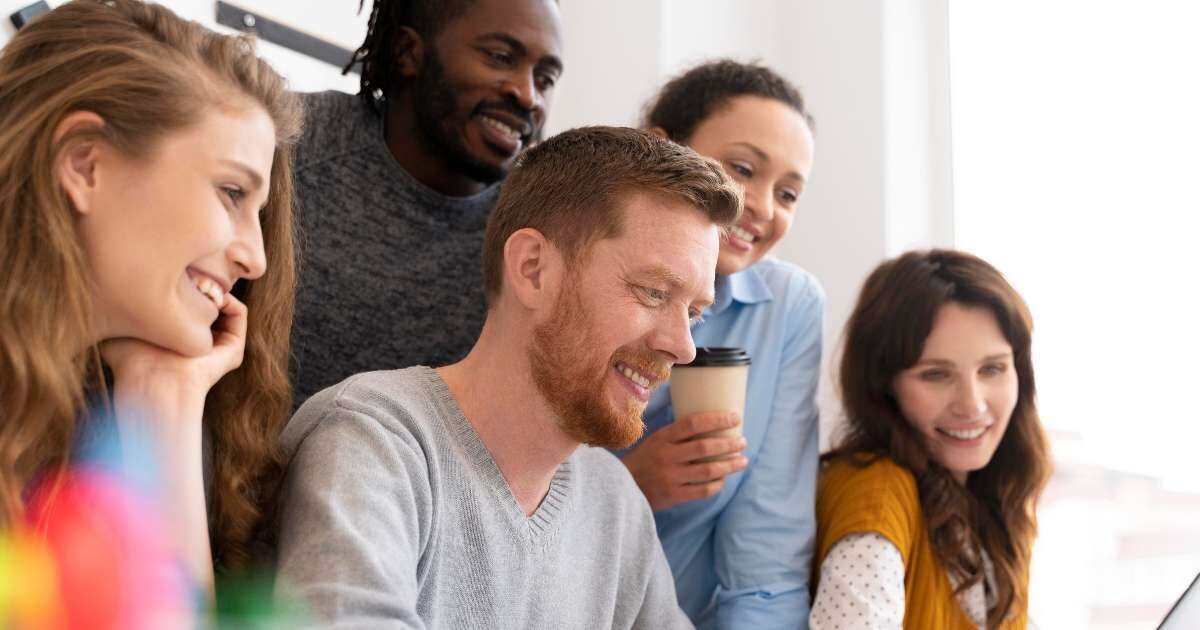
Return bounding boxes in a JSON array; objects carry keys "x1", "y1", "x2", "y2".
[{"x1": 706, "y1": 265, "x2": 774, "y2": 318}]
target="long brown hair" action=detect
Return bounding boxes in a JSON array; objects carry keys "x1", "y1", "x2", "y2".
[
  {"x1": 828, "y1": 249, "x2": 1051, "y2": 627},
  {"x1": 0, "y1": 0, "x2": 301, "y2": 569}
]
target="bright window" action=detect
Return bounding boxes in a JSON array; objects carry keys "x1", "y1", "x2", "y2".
[{"x1": 949, "y1": 2, "x2": 1200, "y2": 628}]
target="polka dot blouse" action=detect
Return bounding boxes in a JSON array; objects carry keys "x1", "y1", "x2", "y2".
[{"x1": 809, "y1": 532, "x2": 994, "y2": 629}]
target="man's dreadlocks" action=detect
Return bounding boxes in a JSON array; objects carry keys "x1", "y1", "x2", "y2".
[{"x1": 345, "y1": 0, "x2": 473, "y2": 114}]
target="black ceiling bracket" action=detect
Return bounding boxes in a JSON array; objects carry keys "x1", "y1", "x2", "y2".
[
  {"x1": 9, "y1": 1, "x2": 49, "y2": 30},
  {"x1": 215, "y1": 1, "x2": 358, "y2": 74}
]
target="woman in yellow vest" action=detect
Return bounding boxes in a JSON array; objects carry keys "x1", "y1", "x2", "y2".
[{"x1": 810, "y1": 250, "x2": 1051, "y2": 629}]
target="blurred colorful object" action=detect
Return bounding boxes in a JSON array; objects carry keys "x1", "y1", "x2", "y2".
[
  {"x1": 0, "y1": 416, "x2": 194, "y2": 629},
  {"x1": 214, "y1": 569, "x2": 311, "y2": 629},
  {"x1": 0, "y1": 413, "x2": 310, "y2": 629},
  {"x1": 0, "y1": 526, "x2": 66, "y2": 627}
]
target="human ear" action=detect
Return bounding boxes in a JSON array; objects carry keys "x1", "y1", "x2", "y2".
[
  {"x1": 393, "y1": 26, "x2": 424, "y2": 79},
  {"x1": 52, "y1": 111, "x2": 107, "y2": 216},
  {"x1": 502, "y1": 228, "x2": 563, "y2": 310},
  {"x1": 648, "y1": 126, "x2": 670, "y2": 140}
]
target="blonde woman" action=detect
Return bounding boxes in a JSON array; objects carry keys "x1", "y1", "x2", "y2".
[{"x1": 0, "y1": 0, "x2": 301, "y2": 593}]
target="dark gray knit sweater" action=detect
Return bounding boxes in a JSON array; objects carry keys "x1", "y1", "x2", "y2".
[{"x1": 289, "y1": 91, "x2": 501, "y2": 406}]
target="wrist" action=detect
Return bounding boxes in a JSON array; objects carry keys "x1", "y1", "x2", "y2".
[
  {"x1": 113, "y1": 367, "x2": 208, "y2": 405},
  {"x1": 112, "y1": 375, "x2": 208, "y2": 434}
]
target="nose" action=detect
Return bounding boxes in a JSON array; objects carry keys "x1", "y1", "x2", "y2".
[
  {"x1": 228, "y1": 213, "x2": 267, "y2": 280},
  {"x1": 743, "y1": 182, "x2": 774, "y2": 223},
  {"x1": 502, "y1": 69, "x2": 540, "y2": 115},
  {"x1": 648, "y1": 308, "x2": 697, "y2": 366},
  {"x1": 951, "y1": 378, "x2": 988, "y2": 419}
]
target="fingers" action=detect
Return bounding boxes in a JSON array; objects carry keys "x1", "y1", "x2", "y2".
[
  {"x1": 212, "y1": 294, "x2": 248, "y2": 340},
  {"x1": 672, "y1": 478, "x2": 728, "y2": 504},
  {"x1": 672, "y1": 435, "x2": 746, "y2": 464},
  {"x1": 208, "y1": 294, "x2": 249, "y2": 371},
  {"x1": 624, "y1": 414, "x2": 750, "y2": 510},
  {"x1": 664, "y1": 410, "x2": 742, "y2": 441},
  {"x1": 674, "y1": 455, "x2": 748, "y2": 485}
]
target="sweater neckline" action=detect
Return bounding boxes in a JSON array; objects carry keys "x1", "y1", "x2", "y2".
[{"x1": 418, "y1": 366, "x2": 572, "y2": 541}]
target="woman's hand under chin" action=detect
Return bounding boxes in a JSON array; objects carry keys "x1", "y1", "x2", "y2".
[
  {"x1": 102, "y1": 293, "x2": 250, "y2": 409},
  {"x1": 98, "y1": 294, "x2": 250, "y2": 600}
]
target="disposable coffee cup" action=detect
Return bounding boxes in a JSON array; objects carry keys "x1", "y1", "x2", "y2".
[{"x1": 669, "y1": 347, "x2": 751, "y2": 462}]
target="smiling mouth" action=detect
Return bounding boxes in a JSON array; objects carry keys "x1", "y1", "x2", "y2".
[
  {"x1": 481, "y1": 115, "x2": 522, "y2": 140},
  {"x1": 937, "y1": 425, "x2": 989, "y2": 441},
  {"x1": 729, "y1": 225, "x2": 758, "y2": 243},
  {"x1": 188, "y1": 271, "x2": 226, "y2": 309},
  {"x1": 616, "y1": 361, "x2": 654, "y2": 388},
  {"x1": 478, "y1": 114, "x2": 529, "y2": 156},
  {"x1": 613, "y1": 360, "x2": 666, "y2": 402}
]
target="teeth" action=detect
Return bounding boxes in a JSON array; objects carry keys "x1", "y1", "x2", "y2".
[
  {"x1": 942, "y1": 426, "x2": 987, "y2": 440},
  {"x1": 619, "y1": 364, "x2": 651, "y2": 388},
  {"x1": 193, "y1": 275, "x2": 225, "y2": 308},
  {"x1": 482, "y1": 116, "x2": 520, "y2": 139},
  {"x1": 730, "y1": 226, "x2": 755, "y2": 242}
]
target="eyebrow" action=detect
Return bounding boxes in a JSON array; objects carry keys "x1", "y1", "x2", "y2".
[
  {"x1": 219, "y1": 159, "x2": 264, "y2": 190},
  {"x1": 477, "y1": 32, "x2": 564, "y2": 74},
  {"x1": 913, "y1": 352, "x2": 1014, "y2": 367},
  {"x1": 728, "y1": 141, "x2": 807, "y2": 184}
]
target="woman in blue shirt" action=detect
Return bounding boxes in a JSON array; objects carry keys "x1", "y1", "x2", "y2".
[{"x1": 619, "y1": 60, "x2": 823, "y2": 628}]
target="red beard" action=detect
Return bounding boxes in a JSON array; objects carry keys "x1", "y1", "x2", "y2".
[{"x1": 528, "y1": 282, "x2": 669, "y2": 449}]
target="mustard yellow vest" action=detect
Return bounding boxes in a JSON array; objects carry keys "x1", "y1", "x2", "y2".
[{"x1": 814, "y1": 455, "x2": 1027, "y2": 629}]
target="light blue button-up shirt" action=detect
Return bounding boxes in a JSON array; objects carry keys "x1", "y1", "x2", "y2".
[{"x1": 618, "y1": 257, "x2": 824, "y2": 629}]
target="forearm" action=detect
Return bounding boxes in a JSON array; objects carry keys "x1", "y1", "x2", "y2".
[
  {"x1": 810, "y1": 533, "x2": 904, "y2": 629},
  {"x1": 112, "y1": 378, "x2": 214, "y2": 597}
]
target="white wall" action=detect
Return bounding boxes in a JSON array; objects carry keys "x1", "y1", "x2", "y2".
[
  {"x1": 4, "y1": 0, "x2": 951, "y2": 445},
  {"x1": 0, "y1": 0, "x2": 363, "y2": 93},
  {"x1": 551, "y1": 0, "x2": 951, "y2": 444}
]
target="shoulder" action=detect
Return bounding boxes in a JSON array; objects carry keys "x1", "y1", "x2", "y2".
[
  {"x1": 754, "y1": 257, "x2": 826, "y2": 308},
  {"x1": 735, "y1": 259, "x2": 824, "y2": 346},
  {"x1": 280, "y1": 367, "x2": 442, "y2": 465},
  {"x1": 819, "y1": 454, "x2": 919, "y2": 511},
  {"x1": 816, "y1": 454, "x2": 922, "y2": 561},
  {"x1": 292, "y1": 90, "x2": 376, "y2": 170}
]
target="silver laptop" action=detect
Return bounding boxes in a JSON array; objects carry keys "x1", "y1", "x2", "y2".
[{"x1": 1160, "y1": 573, "x2": 1200, "y2": 629}]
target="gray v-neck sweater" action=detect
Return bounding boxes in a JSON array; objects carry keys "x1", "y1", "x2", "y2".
[{"x1": 274, "y1": 367, "x2": 692, "y2": 629}]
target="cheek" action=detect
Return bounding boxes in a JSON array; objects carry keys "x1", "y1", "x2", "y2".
[
  {"x1": 763, "y1": 212, "x2": 794, "y2": 248},
  {"x1": 715, "y1": 249, "x2": 742, "y2": 276},
  {"x1": 895, "y1": 382, "x2": 945, "y2": 433},
  {"x1": 448, "y1": 67, "x2": 491, "y2": 103},
  {"x1": 993, "y1": 376, "x2": 1021, "y2": 419}
]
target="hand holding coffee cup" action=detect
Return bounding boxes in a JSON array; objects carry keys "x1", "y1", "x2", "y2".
[
  {"x1": 669, "y1": 348, "x2": 752, "y2": 462},
  {"x1": 621, "y1": 411, "x2": 748, "y2": 511}
]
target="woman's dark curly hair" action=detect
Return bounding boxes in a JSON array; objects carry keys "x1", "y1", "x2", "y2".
[{"x1": 642, "y1": 59, "x2": 814, "y2": 143}]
